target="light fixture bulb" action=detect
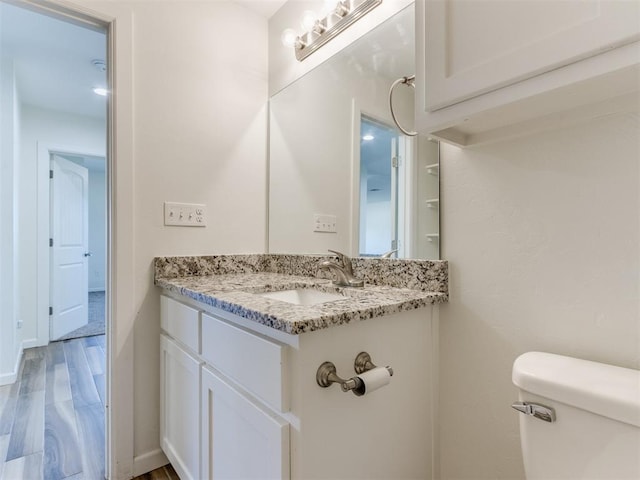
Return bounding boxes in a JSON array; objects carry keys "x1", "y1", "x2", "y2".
[
  {"x1": 301, "y1": 10, "x2": 317, "y2": 31},
  {"x1": 93, "y1": 87, "x2": 108, "y2": 96},
  {"x1": 281, "y1": 28, "x2": 298, "y2": 47},
  {"x1": 334, "y1": 1, "x2": 350, "y2": 17},
  {"x1": 362, "y1": 134, "x2": 375, "y2": 141}
]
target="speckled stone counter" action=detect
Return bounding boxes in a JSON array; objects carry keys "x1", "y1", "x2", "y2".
[{"x1": 154, "y1": 254, "x2": 448, "y2": 335}]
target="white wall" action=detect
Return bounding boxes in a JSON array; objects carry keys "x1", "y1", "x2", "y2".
[
  {"x1": 18, "y1": 105, "x2": 106, "y2": 346},
  {"x1": 438, "y1": 112, "x2": 640, "y2": 479},
  {"x1": 363, "y1": 197, "x2": 391, "y2": 254},
  {"x1": 0, "y1": 54, "x2": 22, "y2": 385},
  {"x1": 88, "y1": 169, "x2": 106, "y2": 291}
]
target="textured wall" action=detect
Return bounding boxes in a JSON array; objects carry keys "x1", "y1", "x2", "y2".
[{"x1": 438, "y1": 112, "x2": 640, "y2": 479}]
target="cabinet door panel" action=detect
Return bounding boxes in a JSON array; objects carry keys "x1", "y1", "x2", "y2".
[
  {"x1": 201, "y1": 366, "x2": 289, "y2": 480},
  {"x1": 160, "y1": 335, "x2": 201, "y2": 480},
  {"x1": 423, "y1": 0, "x2": 640, "y2": 111}
]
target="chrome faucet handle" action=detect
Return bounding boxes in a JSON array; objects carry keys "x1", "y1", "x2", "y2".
[
  {"x1": 380, "y1": 249, "x2": 398, "y2": 259},
  {"x1": 318, "y1": 261, "x2": 350, "y2": 287},
  {"x1": 327, "y1": 249, "x2": 353, "y2": 274}
]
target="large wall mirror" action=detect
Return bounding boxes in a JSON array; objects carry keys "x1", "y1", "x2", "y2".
[{"x1": 269, "y1": 4, "x2": 440, "y2": 260}]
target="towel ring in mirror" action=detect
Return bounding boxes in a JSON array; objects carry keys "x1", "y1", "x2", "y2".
[{"x1": 389, "y1": 75, "x2": 417, "y2": 136}]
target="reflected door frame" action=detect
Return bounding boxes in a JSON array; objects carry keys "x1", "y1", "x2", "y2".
[{"x1": 352, "y1": 104, "x2": 417, "y2": 258}]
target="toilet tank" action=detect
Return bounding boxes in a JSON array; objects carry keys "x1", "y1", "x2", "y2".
[{"x1": 512, "y1": 352, "x2": 640, "y2": 480}]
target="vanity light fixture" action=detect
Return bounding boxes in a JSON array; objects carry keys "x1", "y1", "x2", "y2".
[
  {"x1": 283, "y1": 0, "x2": 383, "y2": 62},
  {"x1": 362, "y1": 134, "x2": 375, "y2": 141}
]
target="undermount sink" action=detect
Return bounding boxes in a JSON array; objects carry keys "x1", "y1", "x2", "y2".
[{"x1": 259, "y1": 288, "x2": 345, "y2": 306}]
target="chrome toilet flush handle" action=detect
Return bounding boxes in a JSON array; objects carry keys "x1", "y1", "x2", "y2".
[{"x1": 511, "y1": 401, "x2": 556, "y2": 423}]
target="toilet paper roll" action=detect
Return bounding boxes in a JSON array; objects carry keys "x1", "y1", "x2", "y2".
[{"x1": 352, "y1": 366, "x2": 392, "y2": 396}]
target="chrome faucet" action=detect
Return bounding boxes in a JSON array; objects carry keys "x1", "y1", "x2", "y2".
[{"x1": 318, "y1": 250, "x2": 364, "y2": 288}]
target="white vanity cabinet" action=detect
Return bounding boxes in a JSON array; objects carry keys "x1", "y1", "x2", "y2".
[
  {"x1": 160, "y1": 292, "x2": 439, "y2": 479},
  {"x1": 160, "y1": 335, "x2": 202, "y2": 480},
  {"x1": 201, "y1": 366, "x2": 290, "y2": 480},
  {"x1": 200, "y1": 311, "x2": 290, "y2": 480},
  {"x1": 416, "y1": 0, "x2": 640, "y2": 146},
  {"x1": 160, "y1": 296, "x2": 202, "y2": 480}
]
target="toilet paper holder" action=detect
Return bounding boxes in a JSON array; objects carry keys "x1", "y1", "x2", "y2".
[{"x1": 316, "y1": 352, "x2": 393, "y2": 396}]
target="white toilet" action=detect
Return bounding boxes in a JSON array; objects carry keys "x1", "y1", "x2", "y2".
[{"x1": 512, "y1": 352, "x2": 640, "y2": 479}]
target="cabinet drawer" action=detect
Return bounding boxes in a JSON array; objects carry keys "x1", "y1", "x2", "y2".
[
  {"x1": 201, "y1": 313, "x2": 288, "y2": 412},
  {"x1": 161, "y1": 295, "x2": 200, "y2": 353}
]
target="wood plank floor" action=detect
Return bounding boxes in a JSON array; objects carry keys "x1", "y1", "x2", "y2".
[
  {"x1": 0, "y1": 336, "x2": 106, "y2": 480},
  {"x1": 132, "y1": 464, "x2": 179, "y2": 480}
]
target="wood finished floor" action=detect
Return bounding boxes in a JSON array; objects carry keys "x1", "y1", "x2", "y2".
[
  {"x1": 131, "y1": 464, "x2": 178, "y2": 480},
  {"x1": 0, "y1": 335, "x2": 106, "y2": 480}
]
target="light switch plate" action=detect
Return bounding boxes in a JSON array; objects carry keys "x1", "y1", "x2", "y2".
[
  {"x1": 314, "y1": 214, "x2": 337, "y2": 233},
  {"x1": 164, "y1": 202, "x2": 207, "y2": 227}
]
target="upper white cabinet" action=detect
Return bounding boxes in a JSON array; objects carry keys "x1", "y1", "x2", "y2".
[{"x1": 416, "y1": 0, "x2": 640, "y2": 146}]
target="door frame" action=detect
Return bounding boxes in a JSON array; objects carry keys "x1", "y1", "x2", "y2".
[{"x1": 16, "y1": 0, "x2": 136, "y2": 478}]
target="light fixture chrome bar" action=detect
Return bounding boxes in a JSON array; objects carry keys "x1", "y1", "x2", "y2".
[{"x1": 295, "y1": 0, "x2": 383, "y2": 62}]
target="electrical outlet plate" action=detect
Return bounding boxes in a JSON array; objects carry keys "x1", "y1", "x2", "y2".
[
  {"x1": 313, "y1": 214, "x2": 337, "y2": 233},
  {"x1": 164, "y1": 202, "x2": 207, "y2": 227}
]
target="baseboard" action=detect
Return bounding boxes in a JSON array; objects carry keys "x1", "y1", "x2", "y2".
[
  {"x1": 0, "y1": 346, "x2": 23, "y2": 386},
  {"x1": 22, "y1": 337, "x2": 45, "y2": 349},
  {"x1": 132, "y1": 449, "x2": 169, "y2": 477}
]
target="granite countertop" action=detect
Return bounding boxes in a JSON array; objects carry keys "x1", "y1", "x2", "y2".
[{"x1": 154, "y1": 254, "x2": 448, "y2": 335}]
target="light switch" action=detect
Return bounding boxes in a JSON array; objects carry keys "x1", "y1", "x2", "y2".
[
  {"x1": 164, "y1": 202, "x2": 207, "y2": 227},
  {"x1": 314, "y1": 214, "x2": 337, "y2": 233}
]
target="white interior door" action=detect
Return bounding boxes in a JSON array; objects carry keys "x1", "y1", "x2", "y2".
[{"x1": 50, "y1": 154, "x2": 89, "y2": 340}]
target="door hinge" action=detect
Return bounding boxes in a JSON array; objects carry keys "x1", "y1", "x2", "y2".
[
  {"x1": 49, "y1": 307, "x2": 53, "y2": 316},
  {"x1": 49, "y1": 238, "x2": 53, "y2": 247},
  {"x1": 50, "y1": 170, "x2": 53, "y2": 179}
]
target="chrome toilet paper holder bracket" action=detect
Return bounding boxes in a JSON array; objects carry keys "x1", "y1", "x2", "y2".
[
  {"x1": 354, "y1": 351, "x2": 393, "y2": 376},
  {"x1": 316, "y1": 352, "x2": 393, "y2": 395},
  {"x1": 316, "y1": 361, "x2": 362, "y2": 393}
]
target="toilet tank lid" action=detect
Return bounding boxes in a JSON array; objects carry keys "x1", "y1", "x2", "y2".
[{"x1": 513, "y1": 352, "x2": 640, "y2": 428}]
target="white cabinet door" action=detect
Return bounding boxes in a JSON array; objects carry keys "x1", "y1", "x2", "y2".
[
  {"x1": 160, "y1": 335, "x2": 201, "y2": 480},
  {"x1": 201, "y1": 365, "x2": 289, "y2": 480},
  {"x1": 422, "y1": 0, "x2": 640, "y2": 111}
]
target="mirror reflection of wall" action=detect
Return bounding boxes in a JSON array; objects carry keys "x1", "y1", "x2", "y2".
[{"x1": 269, "y1": 4, "x2": 440, "y2": 259}]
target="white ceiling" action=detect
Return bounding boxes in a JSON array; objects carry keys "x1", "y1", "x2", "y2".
[
  {"x1": 231, "y1": 0, "x2": 288, "y2": 19},
  {"x1": 0, "y1": 2, "x2": 107, "y2": 119}
]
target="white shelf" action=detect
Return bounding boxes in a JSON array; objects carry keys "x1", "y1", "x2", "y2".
[{"x1": 425, "y1": 163, "x2": 439, "y2": 176}]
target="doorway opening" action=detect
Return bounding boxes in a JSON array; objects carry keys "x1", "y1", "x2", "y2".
[
  {"x1": 50, "y1": 152, "x2": 107, "y2": 342},
  {"x1": 0, "y1": 1, "x2": 110, "y2": 478},
  {"x1": 358, "y1": 115, "x2": 404, "y2": 257}
]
